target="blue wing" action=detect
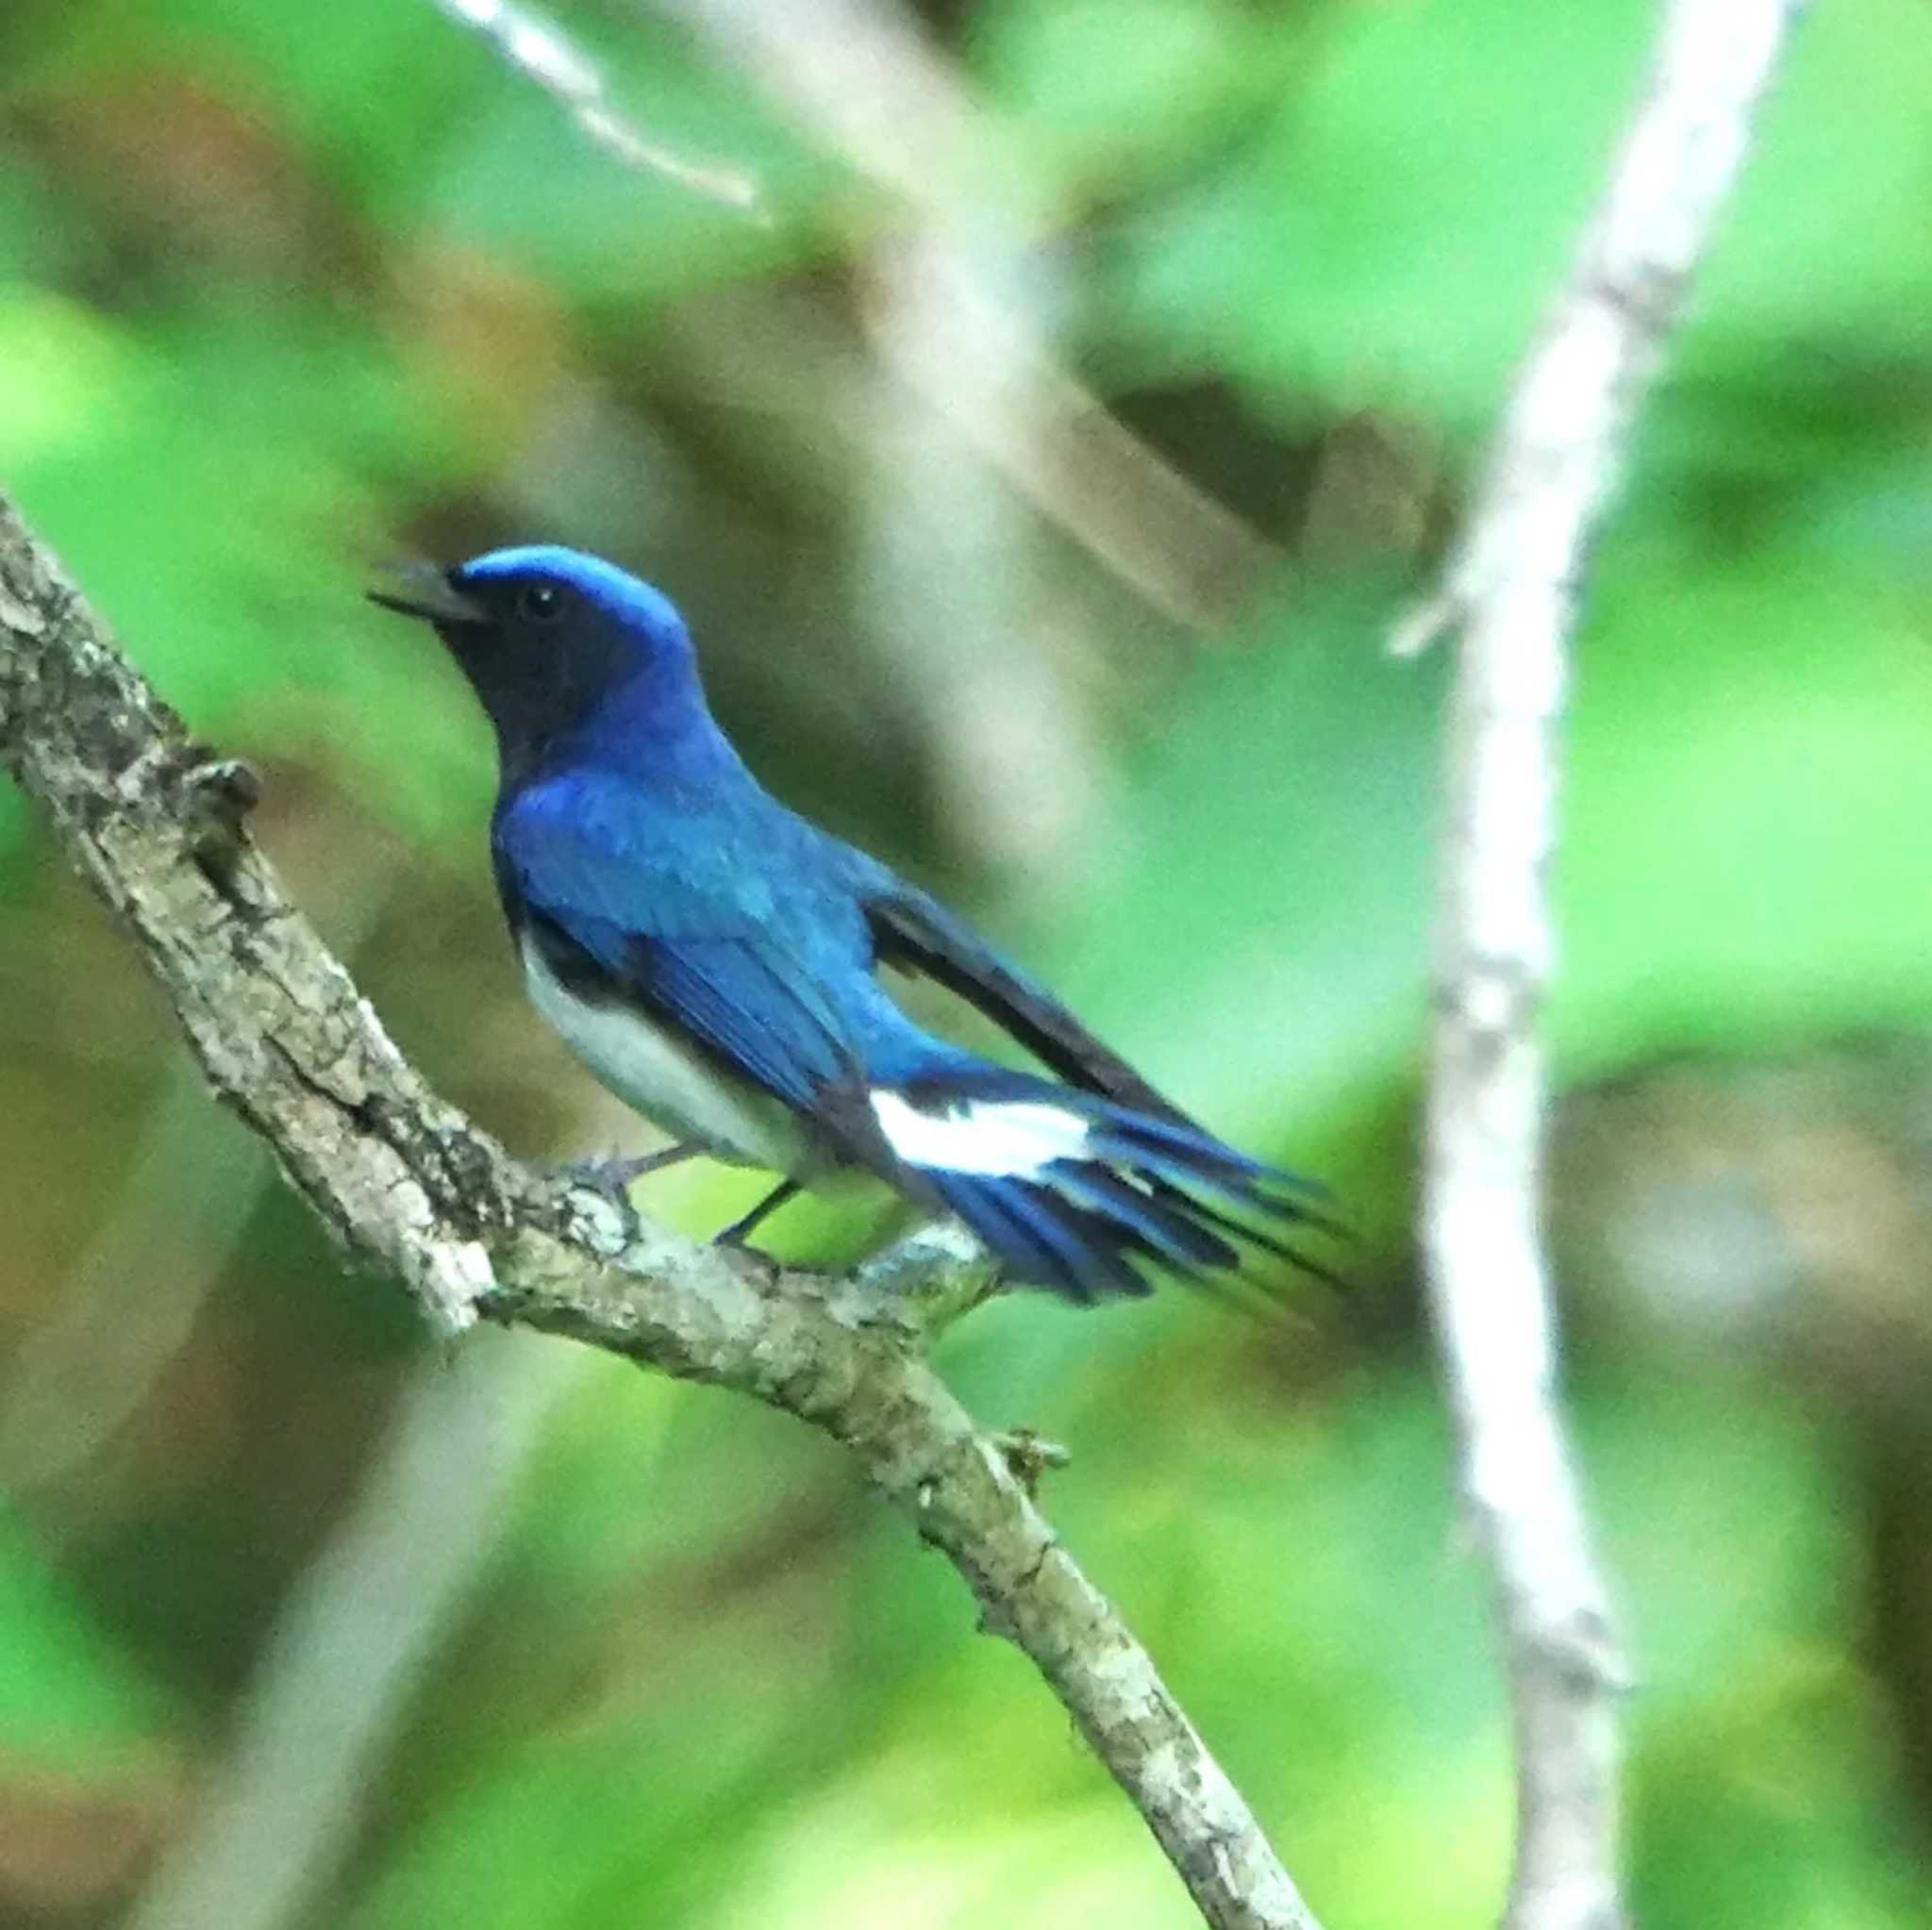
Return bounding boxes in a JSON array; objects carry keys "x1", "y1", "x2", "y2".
[
  {"x1": 491, "y1": 769, "x2": 1339, "y2": 1297},
  {"x1": 495, "y1": 771, "x2": 878, "y2": 1131},
  {"x1": 838, "y1": 855, "x2": 1190, "y2": 1123},
  {"x1": 608, "y1": 932, "x2": 855, "y2": 1116}
]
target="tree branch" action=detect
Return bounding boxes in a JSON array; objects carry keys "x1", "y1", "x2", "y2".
[
  {"x1": 429, "y1": 0, "x2": 765, "y2": 215},
  {"x1": 649, "y1": 0, "x2": 1283, "y2": 630},
  {"x1": 0, "y1": 493, "x2": 1323, "y2": 1930},
  {"x1": 1393, "y1": 3, "x2": 1809, "y2": 1926}
]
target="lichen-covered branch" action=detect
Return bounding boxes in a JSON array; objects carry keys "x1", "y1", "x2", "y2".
[
  {"x1": 1392, "y1": 4, "x2": 1809, "y2": 1927},
  {"x1": 0, "y1": 493, "x2": 1322, "y2": 1930}
]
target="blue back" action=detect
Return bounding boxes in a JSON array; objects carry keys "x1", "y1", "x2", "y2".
[{"x1": 441, "y1": 547, "x2": 940, "y2": 1097}]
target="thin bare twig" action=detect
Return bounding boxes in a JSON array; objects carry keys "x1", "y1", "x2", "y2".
[
  {"x1": 0, "y1": 494, "x2": 1322, "y2": 1930},
  {"x1": 1394, "y1": 3, "x2": 1809, "y2": 1926},
  {"x1": 652, "y1": 0, "x2": 1281, "y2": 628},
  {"x1": 857, "y1": 234, "x2": 1107, "y2": 887},
  {"x1": 440, "y1": 0, "x2": 1275, "y2": 624},
  {"x1": 428, "y1": 0, "x2": 764, "y2": 215}
]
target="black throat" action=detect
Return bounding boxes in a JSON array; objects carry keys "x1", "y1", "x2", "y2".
[{"x1": 434, "y1": 615, "x2": 636, "y2": 785}]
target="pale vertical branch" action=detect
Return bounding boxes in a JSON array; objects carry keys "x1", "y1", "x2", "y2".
[
  {"x1": 0, "y1": 1064, "x2": 267, "y2": 1491},
  {"x1": 1392, "y1": 4, "x2": 1810, "y2": 1928},
  {"x1": 122, "y1": 1331, "x2": 584, "y2": 1930},
  {"x1": 857, "y1": 234, "x2": 1105, "y2": 889},
  {"x1": 1, "y1": 863, "x2": 396, "y2": 1492}
]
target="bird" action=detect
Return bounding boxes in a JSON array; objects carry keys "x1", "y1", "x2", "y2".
[{"x1": 370, "y1": 544, "x2": 1334, "y2": 1304}]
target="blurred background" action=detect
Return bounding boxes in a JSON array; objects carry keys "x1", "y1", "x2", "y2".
[{"x1": 2, "y1": 0, "x2": 1930, "y2": 1923}]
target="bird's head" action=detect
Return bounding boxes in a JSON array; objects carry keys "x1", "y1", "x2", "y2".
[{"x1": 370, "y1": 544, "x2": 700, "y2": 776}]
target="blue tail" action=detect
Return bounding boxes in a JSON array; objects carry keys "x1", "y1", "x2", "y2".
[{"x1": 869, "y1": 1063, "x2": 1340, "y2": 1306}]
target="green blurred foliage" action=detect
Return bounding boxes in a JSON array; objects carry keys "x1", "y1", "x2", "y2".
[{"x1": 2, "y1": 0, "x2": 1930, "y2": 1923}]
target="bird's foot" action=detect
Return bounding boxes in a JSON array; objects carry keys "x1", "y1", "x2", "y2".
[
  {"x1": 560, "y1": 1144, "x2": 699, "y2": 1194},
  {"x1": 554, "y1": 1143, "x2": 697, "y2": 1245},
  {"x1": 710, "y1": 1177, "x2": 803, "y2": 1278}
]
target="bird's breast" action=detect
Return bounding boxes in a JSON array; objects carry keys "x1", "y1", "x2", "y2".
[{"x1": 519, "y1": 935, "x2": 808, "y2": 1173}]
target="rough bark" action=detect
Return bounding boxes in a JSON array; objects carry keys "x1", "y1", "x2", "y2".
[{"x1": 0, "y1": 493, "x2": 1321, "y2": 1930}]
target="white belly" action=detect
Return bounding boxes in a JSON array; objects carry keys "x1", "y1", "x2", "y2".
[{"x1": 521, "y1": 936, "x2": 807, "y2": 1173}]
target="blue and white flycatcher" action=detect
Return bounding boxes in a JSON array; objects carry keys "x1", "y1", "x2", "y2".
[{"x1": 372, "y1": 545, "x2": 1333, "y2": 1304}]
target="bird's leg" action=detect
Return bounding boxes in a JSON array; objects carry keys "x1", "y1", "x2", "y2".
[
  {"x1": 713, "y1": 1177, "x2": 803, "y2": 1251},
  {"x1": 554, "y1": 1143, "x2": 702, "y2": 1243},
  {"x1": 558, "y1": 1141, "x2": 701, "y2": 1194},
  {"x1": 620, "y1": 1142, "x2": 704, "y2": 1183}
]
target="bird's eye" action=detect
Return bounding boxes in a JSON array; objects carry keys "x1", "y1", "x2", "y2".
[{"x1": 516, "y1": 582, "x2": 566, "y2": 624}]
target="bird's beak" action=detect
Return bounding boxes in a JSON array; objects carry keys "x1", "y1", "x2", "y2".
[{"x1": 366, "y1": 560, "x2": 487, "y2": 626}]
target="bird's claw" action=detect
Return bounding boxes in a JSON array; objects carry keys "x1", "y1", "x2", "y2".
[
  {"x1": 558, "y1": 1153, "x2": 645, "y2": 1194},
  {"x1": 553, "y1": 1155, "x2": 649, "y2": 1246},
  {"x1": 553, "y1": 1143, "x2": 703, "y2": 1248}
]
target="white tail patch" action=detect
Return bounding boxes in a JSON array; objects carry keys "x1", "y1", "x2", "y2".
[{"x1": 871, "y1": 1089, "x2": 1091, "y2": 1176}]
